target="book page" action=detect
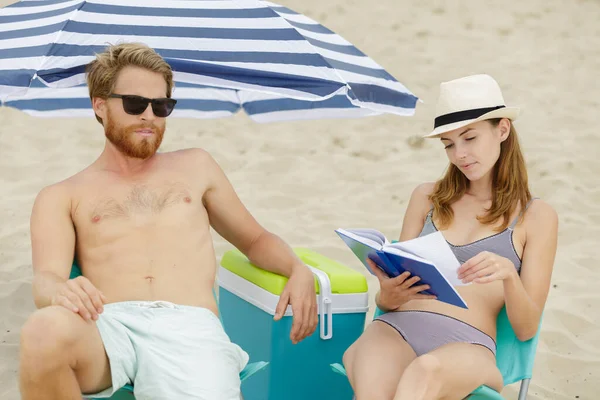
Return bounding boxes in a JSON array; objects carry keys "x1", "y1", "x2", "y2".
[
  {"x1": 344, "y1": 228, "x2": 388, "y2": 246},
  {"x1": 335, "y1": 228, "x2": 400, "y2": 277},
  {"x1": 335, "y1": 229, "x2": 383, "y2": 250},
  {"x1": 386, "y1": 231, "x2": 466, "y2": 286}
]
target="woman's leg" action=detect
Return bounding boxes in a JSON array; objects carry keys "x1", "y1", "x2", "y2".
[
  {"x1": 393, "y1": 342, "x2": 504, "y2": 400},
  {"x1": 343, "y1": 321, "x2": 417, "y2": 400}
]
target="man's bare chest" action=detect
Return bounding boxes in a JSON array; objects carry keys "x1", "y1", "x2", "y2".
[{"x1": 74, "y1": 181, "x2": 205, "y2": 226}]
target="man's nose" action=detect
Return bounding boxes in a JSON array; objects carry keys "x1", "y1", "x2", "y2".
[{"x1": 140, "y1": 103, "x2": 156, "y2": 121}]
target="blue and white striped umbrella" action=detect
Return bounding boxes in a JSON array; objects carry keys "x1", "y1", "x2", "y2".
[{"x1": 0, "y1": 0, "x2": 418, "y2": 122}]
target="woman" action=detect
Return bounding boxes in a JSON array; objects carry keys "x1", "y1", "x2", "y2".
[{"x1": 342, "y1": 74, "x2": 558, "y2": 400}]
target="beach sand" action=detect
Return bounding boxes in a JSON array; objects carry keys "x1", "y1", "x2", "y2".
[{"x1": 1, "y1": 0, "x2": 599, "y2": 398}]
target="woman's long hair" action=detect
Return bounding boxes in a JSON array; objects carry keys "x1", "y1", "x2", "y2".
[{"x1": 429, "y1": 119, "x2": 531, "y2": 231}]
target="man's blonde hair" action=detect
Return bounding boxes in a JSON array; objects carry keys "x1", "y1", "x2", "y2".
[{"x1": 86, "y1": 43, "x2": 174, "y2": 125}]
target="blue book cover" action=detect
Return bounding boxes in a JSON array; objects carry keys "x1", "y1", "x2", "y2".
[
  {"x1": 382, "y1": 249, "x2": 467, "y2": 309},
  {"x1": 334, "y1": 228, "x2": 399, "y2": 277},
  {"x1": 335, "y1": 228, "x2": 468, "y2": 309}
]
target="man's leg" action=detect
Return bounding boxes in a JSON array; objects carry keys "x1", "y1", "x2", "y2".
[
  {"x1": 133, "y1": 306, "x2": 248, "y2": 400},
  {"x1": 19, "y1": 306, "x2": 111, "y2": 400},
  {"x1": 393, "y1": 342, "x2": 504, "y2": 400},
  {"x1": 342, "y1": 321, "x2": 417, "y2": 400}
]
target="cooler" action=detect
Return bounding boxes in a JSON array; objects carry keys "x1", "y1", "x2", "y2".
[{"x1": 217, "y1": 247, "x2": 369, "y2": 400}]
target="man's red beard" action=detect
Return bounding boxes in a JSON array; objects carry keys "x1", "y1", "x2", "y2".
[{"x1": 104, "y1": 111, "x2": 165, "y2": 159}]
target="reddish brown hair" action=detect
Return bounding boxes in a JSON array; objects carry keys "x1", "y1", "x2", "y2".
[{"x1": 429, "y1": 119, "x2": 531, "y2": 231}]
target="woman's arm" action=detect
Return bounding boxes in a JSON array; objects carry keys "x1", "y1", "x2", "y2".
[
  {"x1": 503, "y1": 200, "x2": 559, "y2": 341},
  {"x1": 460, "y1": 200, "x2": 560, "y2": 340},
  {"x1": 375, "y1": 182, "x2": 435, "y2": 311},
  {"x1": 398, "y1": 182, "x2": 435, "y2": 241}
]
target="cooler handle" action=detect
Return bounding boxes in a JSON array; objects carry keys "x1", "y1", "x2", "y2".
[{"x1": 306, "y1": 265, "x2": 333, "y2": 340}]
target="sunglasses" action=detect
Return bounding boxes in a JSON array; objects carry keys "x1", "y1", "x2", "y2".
[{"x1": 108, "y1": 94, "x2": 177, "y2": 118}]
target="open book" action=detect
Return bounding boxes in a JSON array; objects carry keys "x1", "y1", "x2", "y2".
[{"x1": 335, "y1": 228, "x2": 468, "y2": 309}]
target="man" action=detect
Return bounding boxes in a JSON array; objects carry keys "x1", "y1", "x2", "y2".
[{"x1": 19, "y1": 43, "x2": 318, "y2": 400}]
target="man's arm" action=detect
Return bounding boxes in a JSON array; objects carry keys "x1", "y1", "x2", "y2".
[
  {"x1": 30, "y1": 184, "x2": 77, "y2": 308},
  {"x1": 198, "y1": 149, "x2": 303, "y2": 277},
  {"x1": 30, "y1": 184, "x2": 106, "y2": 321},
  {"x1": 197, "y1": 149, "x2": 318, "y2": 343}
]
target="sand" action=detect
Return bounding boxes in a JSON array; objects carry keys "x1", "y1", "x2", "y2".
[{"x1": 1, "y1": 0, "x2": 599, "y2": 399}]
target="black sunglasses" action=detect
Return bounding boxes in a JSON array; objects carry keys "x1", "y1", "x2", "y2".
[{"x1": 108, "y1": 94, "x2": 177, "y2": 118}]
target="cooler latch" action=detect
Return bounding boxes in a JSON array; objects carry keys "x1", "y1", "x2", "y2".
[{"x1": 306, "y1": 265, "x2": 333, "y2": 340}]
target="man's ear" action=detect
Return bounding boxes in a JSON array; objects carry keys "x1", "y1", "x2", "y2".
[
  {"x1": 498, "y1": 118, "x2": 511, "y2": 142},
  {"x1": 92, "y1": 97, "x2": 107, "y2": 121}
]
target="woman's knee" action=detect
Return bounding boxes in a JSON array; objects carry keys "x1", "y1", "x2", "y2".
[
  {"x1": 406, "y1": 354, "x2": 443, "y2": 382},
  {"x1": 21, "y1": 306, "x2": 81, "y2": 358},
  {"x1": 342, "y1": 342, "x2": 356, "y2": 368},
  {"x1": 487, "y1": 367, "x2": 504, "y2": 393}
]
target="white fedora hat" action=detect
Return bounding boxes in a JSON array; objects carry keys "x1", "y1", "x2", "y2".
[{"x1": 423, "y1": 74, "x2": 520, "y2": 138}]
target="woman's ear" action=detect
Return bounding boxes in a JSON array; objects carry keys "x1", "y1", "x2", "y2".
[{"x1": 498, "y1": 118, "x2": 511, "y2": 142}]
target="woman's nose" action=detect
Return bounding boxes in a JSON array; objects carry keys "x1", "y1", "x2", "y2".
[{"x1": 455, "y1": 145, "x2": 468, "y2": 159}]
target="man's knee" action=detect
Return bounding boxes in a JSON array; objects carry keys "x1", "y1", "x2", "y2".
[{"x1": 21, "y1": 306, "x2": 81, "y2": 359}]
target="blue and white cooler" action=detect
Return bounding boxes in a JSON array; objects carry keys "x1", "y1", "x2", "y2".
[{"x1": 217, "y1": 247, "x2": 369, "y2": 400}]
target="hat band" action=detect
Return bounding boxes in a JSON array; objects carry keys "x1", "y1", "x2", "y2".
[{"x1": 434, "y1": 105, "x2": 506, "y2": 128}]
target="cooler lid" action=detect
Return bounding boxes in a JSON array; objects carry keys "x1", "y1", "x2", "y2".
[{"x1": 220, "y1": 247, "x2": 367, "y2": 296}]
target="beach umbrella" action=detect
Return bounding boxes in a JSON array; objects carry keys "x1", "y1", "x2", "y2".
[{"x1": 0, "y1": 0, "x2": 418, "y2": 122}]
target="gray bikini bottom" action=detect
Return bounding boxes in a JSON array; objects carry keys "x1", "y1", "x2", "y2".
[{"x1": 374, "y1": 310, "x2": 497, "y2": 356}]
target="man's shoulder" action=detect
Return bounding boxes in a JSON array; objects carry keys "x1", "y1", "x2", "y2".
[
  {"x1": 166, "y1": 147, "x2": 219, "y2": 167},
  {"x1": 34, "y1": 168, "x2": 91, "y2": 207},
  {"x1": 32, "y1": 179, "x2": 74, "y2": 214},
  {"x1": 165, "y1": 147, "x2": 209, "y2": 159}
]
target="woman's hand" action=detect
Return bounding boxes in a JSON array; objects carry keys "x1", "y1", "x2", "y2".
[
  {"x1": 369, "y1": 259, "x2": 437, "y2": 312},
  {"x1": 458, "y1": 251, "x2": 518, "y2": 284}
]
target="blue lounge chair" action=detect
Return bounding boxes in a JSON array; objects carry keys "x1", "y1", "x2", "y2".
[
  {"x1": 331, "y1": 305, "x2": 542, "y2": 400},
  {"x1": 69, "y1": 262, "x2": 268, "y2": 400}
]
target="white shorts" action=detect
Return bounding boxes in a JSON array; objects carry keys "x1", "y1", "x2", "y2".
[{"x1": 83, "y1": 301, "x2": 249, "y2": 400}]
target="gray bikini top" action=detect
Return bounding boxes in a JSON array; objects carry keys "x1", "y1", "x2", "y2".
[{"x1": 418, "y1": 198, "x2": 538, "y2": 272}]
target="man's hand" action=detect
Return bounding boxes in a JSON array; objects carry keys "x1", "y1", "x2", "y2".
[
  {"x1": 273, "y1": 266, "x2": 318, "y2": 344},
  {"x1": 51, "y1": 276, "x2": 108, "y2": 321}
]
